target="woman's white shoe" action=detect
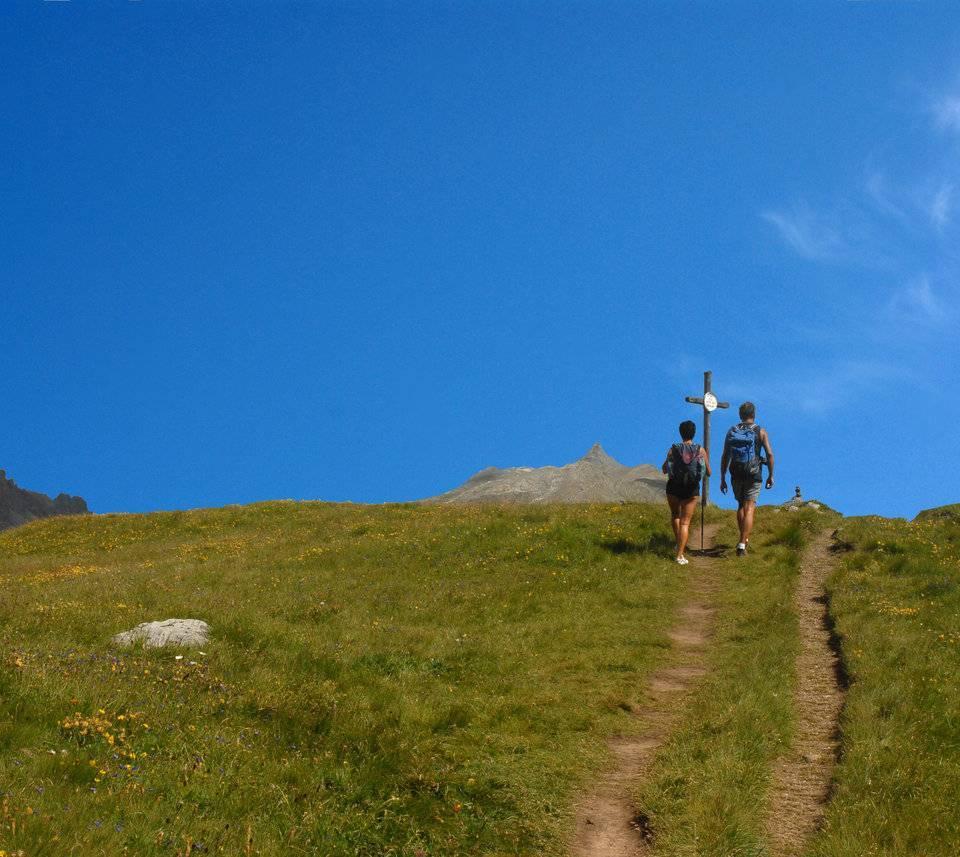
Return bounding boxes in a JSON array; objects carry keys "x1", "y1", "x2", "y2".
[{"x1": 676, "y1": 556, "x2": 689, "y2": 565}]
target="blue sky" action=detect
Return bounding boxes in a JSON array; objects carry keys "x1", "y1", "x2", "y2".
[{"x1": 2, "y1": 1, "x2": 959, "y2": 519}]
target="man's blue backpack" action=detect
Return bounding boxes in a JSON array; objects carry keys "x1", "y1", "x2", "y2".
[
  {"x1": 670, "y1": 443, "x2": 703, "y2": 491},
  {"x1": 727, "y1": 423, "x2": 764, "y2": 481}
]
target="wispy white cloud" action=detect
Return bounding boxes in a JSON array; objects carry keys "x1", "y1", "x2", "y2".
[
  {"x1": 865, "y1": 171, "x2": 907, "y2": 220},
  {"x1": 929, "y1": 183, "x2": 953, "y2": 230},
  {"x1": 755, "y1": 77, "x2": 958, "y2": 427},
  {"x1": 768, "y1": 82, "x2": 960, "y2": 267},
  {"x1": 932, "y1": 94, "x2": 960, "y2": 133},
  {"x1": 761, "y1": 205, "x2": 849, "y2": 262},
  {"x1": 889, "y1": 275, "x2": 949, "y2": 325},
  {"x1": 726, "y1": 360, "x2": 911, "y2": 417},
  {"x1": 762, "y1": 200, "x2": 892, "y2": 268}
]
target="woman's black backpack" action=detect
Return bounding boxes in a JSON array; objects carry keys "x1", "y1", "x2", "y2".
[{"x1": 670, "y1": 443, "x2": 703, "y2": 490}]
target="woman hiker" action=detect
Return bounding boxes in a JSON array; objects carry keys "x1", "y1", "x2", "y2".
[{"x1": 662, "y1": 420, "x2": 710, "y2": 565}]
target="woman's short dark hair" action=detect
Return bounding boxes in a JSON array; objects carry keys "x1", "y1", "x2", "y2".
[{"x1": 679, "y1": 420, "x2": 696, "y2": 440}]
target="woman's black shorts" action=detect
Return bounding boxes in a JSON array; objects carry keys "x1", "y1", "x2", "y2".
[{"x1": 666, "y1": 479, "x2": 701, "y2": 501}]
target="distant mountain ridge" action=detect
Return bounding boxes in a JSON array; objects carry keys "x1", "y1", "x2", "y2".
[
  {"x1": 0, "y1": 469, "x2": 89, "y2": 531},
  {"x1": 423, "y1": 443, "x2": 666, "y2": 504}
]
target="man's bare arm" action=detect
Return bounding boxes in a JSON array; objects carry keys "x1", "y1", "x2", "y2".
[{"x1": 761, "y1": 429, "x2": 775, "y2": 487}]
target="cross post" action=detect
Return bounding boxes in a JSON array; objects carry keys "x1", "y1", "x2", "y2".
[{"x1": 684, "y1": 370, "x2": 730, "y2": 510}]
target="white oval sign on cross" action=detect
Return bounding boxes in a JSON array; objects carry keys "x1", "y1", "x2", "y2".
[{"x1": 703, "y1": 392, "x2": 718, "y2": 412}]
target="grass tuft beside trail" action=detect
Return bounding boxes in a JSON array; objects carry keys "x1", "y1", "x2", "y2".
[
  {"x1": 810, "y1": 513, "x2": 960, "y2": 857},
  {"x1": 1, "y1": 501, "x2": 693, "y2": 856}
]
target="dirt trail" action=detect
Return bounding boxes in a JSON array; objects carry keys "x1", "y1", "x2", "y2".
[
  {"x1": 571, "y1": 524, "x2": 724, "y2": 857},
  {"x1": 765, "y1": 528, "x2": 845, "y2": 856}
]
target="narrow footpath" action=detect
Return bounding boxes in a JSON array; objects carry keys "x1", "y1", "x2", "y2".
[
  {"x1": 765, "y1": 528, "x2": 846, "y2": 855},
  {"x1": 571, "y1": 524, "x2": 723, "y2": 857}
]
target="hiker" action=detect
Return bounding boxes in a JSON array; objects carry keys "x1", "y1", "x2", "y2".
[
  {"x1": 720, "y1": 401, "x2": 775, "y2": 556},
  {"x1": 662, "y1": 420, "x2": 710, "y2": 565}
]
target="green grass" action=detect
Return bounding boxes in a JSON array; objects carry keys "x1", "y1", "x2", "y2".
[
  {"x1": 3, "y1": 499, "x2": 959, "y2": 856},
  {"x1": 809, "y1": 513, "x2": 960, "y2": 857},
  {"x1": 0, "y1": 501, "x2": 695, "y2": 856},
  {"x1": 634, "y1": 509, "x2": 831, "y2": 856}
]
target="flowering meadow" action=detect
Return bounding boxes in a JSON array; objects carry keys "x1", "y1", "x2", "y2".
[
  {"x1": 0, "y1": 501, "x2": 694, "y2": 856},
  {"x1": 2, "y1": 500, "x2": 957, "y2": 856},
  {"x1": 812, "y1": 511, "x2": 960, "y2": 856}
]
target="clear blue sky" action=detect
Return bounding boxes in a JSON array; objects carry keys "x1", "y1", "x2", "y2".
[{"x1": 3, "y1": 1, "x2": 959, "y2": 519}]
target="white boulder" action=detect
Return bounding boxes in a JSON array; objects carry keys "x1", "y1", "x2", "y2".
[{"x1": 113, "y1": 618, "x2": 210, "y2": 648}]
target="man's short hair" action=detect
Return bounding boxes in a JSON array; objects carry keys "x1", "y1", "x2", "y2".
[
  {"x1": 679, "y1": 420, "x2": 697, "y2": 441},
  {"x1": 739, "y1": 401, "x2": 756, "y2": 420}
]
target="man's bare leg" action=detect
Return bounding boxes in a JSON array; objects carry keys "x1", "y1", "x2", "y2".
[{"x1": 739, "y1": 499, "x2": 757, "y2": 546}]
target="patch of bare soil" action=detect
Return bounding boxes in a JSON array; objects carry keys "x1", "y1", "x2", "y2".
[
  {"x1": 765, "y1": 529, "x2": 845, "y2": 856},
  {"x1": 571, "y1": 524, "x2": 724, "y2": 857}
]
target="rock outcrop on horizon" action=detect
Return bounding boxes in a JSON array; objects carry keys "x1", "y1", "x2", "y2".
[
  {"x1": 914, "y1": 503, "x2": 960, "y2": 523},
  {"x1": 423, "y1": 443, "x2": 667, "y2": 505},
  {"x1": 0, "y1": 469, "x2": 89, "y2": 531}
]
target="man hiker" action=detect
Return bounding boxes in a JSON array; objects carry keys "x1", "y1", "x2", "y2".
[{"x1": 720, "y1": 401, "x2": 775, "y2": 557}]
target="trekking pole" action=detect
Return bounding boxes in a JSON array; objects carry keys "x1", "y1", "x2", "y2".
[{"x1": 700, "y1": 495, "x2": 705, "y2": 550}]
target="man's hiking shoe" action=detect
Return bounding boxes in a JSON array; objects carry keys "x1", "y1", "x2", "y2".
[{"x1": 736, "y1": 543, "x2": 747, "y2": 557}]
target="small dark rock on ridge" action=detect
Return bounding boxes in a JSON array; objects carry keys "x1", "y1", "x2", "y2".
[{"x1": 0, "y1": 469, "x2": 89, "y2": 531}]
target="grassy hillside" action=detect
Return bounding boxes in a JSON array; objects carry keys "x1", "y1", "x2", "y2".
[
  {"x1": 3, "y1": 500, "x2": 959, "y2": 856},
  {"x1": 0, "y1": 501, "x2": 701, "y2": 856},
  {"x1": 810, "y1": 512, "x2": 960, "y2": 856}
]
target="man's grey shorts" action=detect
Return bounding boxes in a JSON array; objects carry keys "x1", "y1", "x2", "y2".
[{"x1": 732, "y1": 478, "x2": 762, "y2": 504}]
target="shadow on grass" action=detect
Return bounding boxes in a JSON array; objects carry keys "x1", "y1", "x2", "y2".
[
  {"x1": 687, "y1": 544, "x2": 729, "y2": 558},
  {"x1": 815, "y1": 592, "x2": 851, "y2": 691},
  {"x1": 599, "y1": 532, "x2": 675, "y2": 558}
]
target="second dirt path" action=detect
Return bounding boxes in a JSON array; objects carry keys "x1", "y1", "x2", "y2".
[{"x1": 764, "y1": 527, "x2": 846, "y2": 855}]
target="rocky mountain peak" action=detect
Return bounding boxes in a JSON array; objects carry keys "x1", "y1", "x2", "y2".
[
  {"x1": 422, "y1": 444, "x2": 665, "y2": 505},
  {"x1": 0, "y1": 470, "x2": 89, "y2": 531},
  {"x1": 579, "y1": 443, "x2": 619, "y2": 466}
]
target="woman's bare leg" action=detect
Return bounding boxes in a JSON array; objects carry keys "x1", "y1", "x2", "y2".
[
  {"x1": 666, "y1": 495, "x2": 682, "y2": 553},
  {"x1": 677, "y1": 496, "x2": 699, "y2": 559}
]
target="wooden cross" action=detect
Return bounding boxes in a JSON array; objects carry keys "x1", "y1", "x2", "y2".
[{"x1": 684, "y1": 370, "x2": 729, "y2": 509}]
